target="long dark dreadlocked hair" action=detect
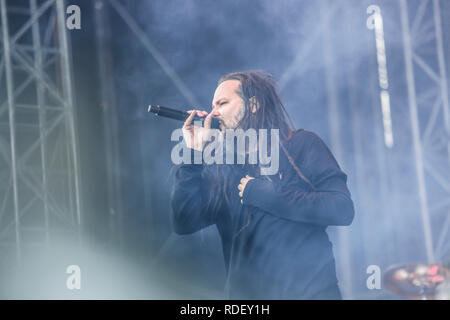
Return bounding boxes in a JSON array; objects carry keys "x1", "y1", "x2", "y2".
[{"x1": 203, "y1": 70, "x2": 297, "y2": 221}]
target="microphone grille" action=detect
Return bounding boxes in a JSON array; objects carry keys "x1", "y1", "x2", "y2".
[{"x1": 148, "y1": 105, "x2": 160, "y2": 113}]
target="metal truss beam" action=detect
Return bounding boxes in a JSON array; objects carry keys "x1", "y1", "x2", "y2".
[
  {"x1": 0, "y1": 0, "x2": 81, "y2": 263},
  {"x1": 400, "y1": 0, "x2": 450, "y2": 263}
]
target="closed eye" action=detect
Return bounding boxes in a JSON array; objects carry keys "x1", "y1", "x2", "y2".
[{"x1": 212, "y1": 101, "x2": 227, "y2": 110}]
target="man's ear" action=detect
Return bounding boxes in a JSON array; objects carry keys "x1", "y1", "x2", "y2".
[{"x1": 249, "y1": 96, "x2": 260, "y2": 113}]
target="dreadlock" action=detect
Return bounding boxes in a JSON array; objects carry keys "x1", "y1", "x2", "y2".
[{"x1": 204, "y1": 70, "x2": 296, "y2": 220}]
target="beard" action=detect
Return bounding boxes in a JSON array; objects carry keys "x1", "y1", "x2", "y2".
[{"x1": 221, "y1": 104, "x2": 245, "y2": 131}]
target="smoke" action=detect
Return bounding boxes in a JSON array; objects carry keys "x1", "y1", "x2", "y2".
[{"x1": 13, "y1": 0, "x2": 444, "y2": 299}]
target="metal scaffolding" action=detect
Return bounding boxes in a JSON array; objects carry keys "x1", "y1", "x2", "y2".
[
  {"x1": 0, "y1": 0, "x2": 81, "y2": 263},
  {"x1": 400, "y1": 0, "x2": 450, "y2": 263}
]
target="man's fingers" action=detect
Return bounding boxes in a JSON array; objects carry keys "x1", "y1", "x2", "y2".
[
  {"x1": 203, "y1": 111, "x2": 215, "y2": 129},
  {"x1": 185, "y1": 109, "x2": 217, "y2": 129},
  {"x1": 183, "y1": 109, "x2": 197, "y2": 127}
]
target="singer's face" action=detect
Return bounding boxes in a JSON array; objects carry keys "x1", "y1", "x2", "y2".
[{"x1": 212, "y1": 80, "x2": 245, "y2": 131}]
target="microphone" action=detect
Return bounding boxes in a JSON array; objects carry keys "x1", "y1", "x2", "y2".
[{"x1": 148, "y1": 105, "x2": 220, "y2": 129}]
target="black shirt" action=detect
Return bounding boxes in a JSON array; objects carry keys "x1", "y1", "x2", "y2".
[{"x1": 170, "y1": 129, "x2": 355, "y2": 299}]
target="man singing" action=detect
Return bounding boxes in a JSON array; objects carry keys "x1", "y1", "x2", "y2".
[{"x1": 170, "y1": 71, "x2": 355, "y2": 299}]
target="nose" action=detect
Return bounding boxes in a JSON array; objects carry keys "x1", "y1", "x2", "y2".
[{"x1": 211, "y1": 107, "x2": 222, "y2": 116}]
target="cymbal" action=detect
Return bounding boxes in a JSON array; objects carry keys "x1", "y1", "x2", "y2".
[{"x1": 384, "y1": 263, "x2": 450, "y2": 300}]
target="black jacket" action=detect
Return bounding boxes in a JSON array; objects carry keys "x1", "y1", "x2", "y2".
[{"x1": 170, "y1": 129, "x2": 355, "y2": 299}]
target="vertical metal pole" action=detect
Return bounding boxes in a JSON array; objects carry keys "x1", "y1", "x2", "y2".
[
  {"x1": 94, "y1": 0, "x2": 124, "y2": 250},
  {"x1": 65, "y1": 122, "x2": 76, "y2": 226},
  {"x1": 55, "y1": 0, "x2": 82, "y2": 236},
  {"x1": 432, "y1": 0, "x2": 450, "y2": 165},
  {"x1": 432, "y1": 0, "x2": 450, "y2": 260},
  {"x1": 400, "y1": 0, "x2": 434, "y2": 262},
  {"x1": 31, "y1": 0, "x2": 50, "y2": 244},
  {"x1": 1, "y1": 0, "x2": 21, "y2": 264}
]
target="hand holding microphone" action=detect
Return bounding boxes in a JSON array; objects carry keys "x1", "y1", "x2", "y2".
[
  {"x1": 148, "y1": 105, "x2": 222, "y2": 151},
  {"x1": 148, "y1": 105, "x2": 220, "y2": 129},
  {"x1": 182, "y1": 109, "x2": 221, "y2": 151}
]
